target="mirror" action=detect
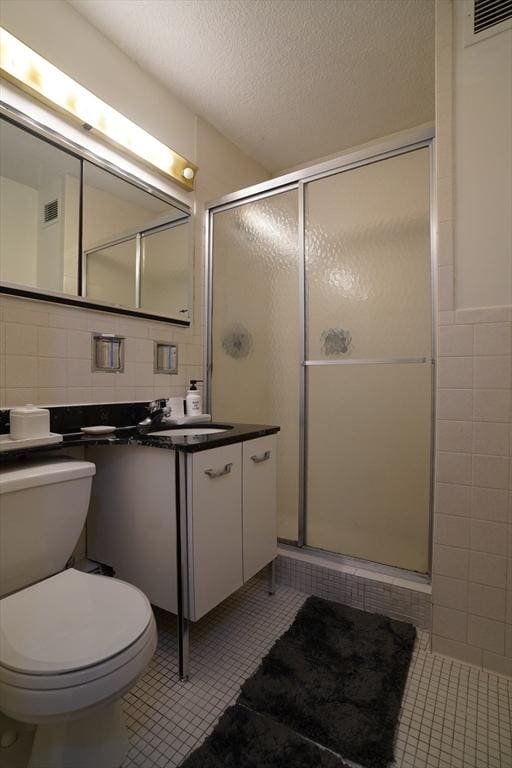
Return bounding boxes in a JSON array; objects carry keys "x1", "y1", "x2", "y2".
[
  {"x1": 0, "y1": 114, "x2": 192, "y2": 324},
  {"x1": 0, "y1": 118, "x2": 81, "y2": 294}
]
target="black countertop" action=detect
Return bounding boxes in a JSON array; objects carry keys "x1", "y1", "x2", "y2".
[
  {"x1": 0, "y1": 404, "x2": 279, "y2": 461},
  {"x1": 67, "y1": 422, "x2": 278, "y2": 453}
]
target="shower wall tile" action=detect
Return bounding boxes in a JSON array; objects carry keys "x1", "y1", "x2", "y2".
[
  {"x1": 473, "y1": 323, "x2": 511, "y2": 356},
  {"x1": 435, "y1": 482, "x2": 471, "y2": 516},
  {"x1": 433, "y1": 543, "x2": 469, "y2": 579},
  {"x1": 437, "y1": 356, "x2": 473, "y2": 388},
  {"x1": 431, "y1": 574, "x2": 467, "y2": 610},
  {"x1": 438, "y1": 324, "x2": 474, "y2": 356},
  {"x1": 473, "y1": 422, "x2": 509, "y2": 456},
  {"x1": 437, "y1": 388, "x2": 473, "y2": 420},
  {"x1": 436, "y1": 451, "x2": 472, "y2": 485},
  {"x1": 469, "y1": 551, "x2": 508, "y2": 589},
  {"x1": 433, "y1": 313, "x2": 512, "y2": 675},
  {"x1": 473, "y1": 389, "x2": 511, "y2": 423},
  {"x1": 473, "y1": 355, "x2": 511, "y2": 389},
  {"x1": 471, "y1": 487, "x2": 509, "y2": 522}
]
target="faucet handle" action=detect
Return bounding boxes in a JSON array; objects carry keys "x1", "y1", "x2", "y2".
[{"x1": 148, "y1": 398, "x2": 167, "y2": 413}]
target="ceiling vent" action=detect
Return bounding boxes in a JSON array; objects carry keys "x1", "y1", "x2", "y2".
[
  {"x1": 464, "y1": 0, "x2": 512, "y2": 46},
  {"x1": 43, "y1": 198, "x2": 59, "y2": 226}
]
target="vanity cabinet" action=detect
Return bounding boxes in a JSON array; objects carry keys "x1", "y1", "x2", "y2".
[{"x1": 86, "y1": 435, "x2": 277, "y2": 622}]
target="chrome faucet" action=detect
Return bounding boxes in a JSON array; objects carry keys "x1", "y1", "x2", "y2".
[{"x1": 138, "y1": 398, "x2": 172, "y2": 429}]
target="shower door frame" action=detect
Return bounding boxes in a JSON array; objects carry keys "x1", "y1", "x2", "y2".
[{"x1": 204, "y1": 124, "x2": 437, "y2": 575}]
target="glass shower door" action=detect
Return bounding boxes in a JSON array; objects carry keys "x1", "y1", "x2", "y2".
[
  {"x1": 210, "y1": 190, "x2": 300, "y2": 542},
  {"x1": 305, "y1": 148, "x2": 432, "y2": 571}
]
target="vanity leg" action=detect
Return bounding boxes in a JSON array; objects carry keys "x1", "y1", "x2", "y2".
[
  {"x1": 268, "y1": 558, "x2": 276, "y2": 595},
  {"x1": 176, "y1": 452, "x2": 190, "y2": 681}
]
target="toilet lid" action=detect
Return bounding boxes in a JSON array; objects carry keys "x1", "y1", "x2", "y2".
[{"x1": 0, "y1": 569, "x2": 153, "y2": 675}]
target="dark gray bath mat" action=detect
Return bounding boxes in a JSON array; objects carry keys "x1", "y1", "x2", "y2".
[
  {"x1": 239, "y1": 596, "x2": 416, "y2": 768},
  {"x1": 180, "y1": 704, "x2": 350, "y2": 768}
]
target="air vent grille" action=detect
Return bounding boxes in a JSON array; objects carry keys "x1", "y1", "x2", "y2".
[
  {"x1": 43, "y1": 199, "x2": 59, "y2": 224},
  {"x1": 474, "y1": 0, "x2": 512, "y2": 34}
]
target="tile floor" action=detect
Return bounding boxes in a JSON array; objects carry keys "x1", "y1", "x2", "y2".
[{"x1": 122, "y1": 578, "x2": 512, "y2": 768}]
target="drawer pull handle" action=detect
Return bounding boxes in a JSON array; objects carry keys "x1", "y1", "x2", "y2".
[
  {"x1": 205, "y1": 462, "x2": 233, "y2": 478},
  {"x1": 251, "y1": 450, "x2": 271, "y2": 463}
]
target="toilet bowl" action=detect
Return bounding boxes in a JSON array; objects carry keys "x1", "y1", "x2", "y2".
[
  {"x1": 0, "y1": 570, "x2": 157, "y2": 768},
  {"x1": 0, "y1": 458, "x2": 158, "y2": 768}
]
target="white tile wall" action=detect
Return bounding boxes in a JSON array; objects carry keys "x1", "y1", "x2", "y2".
[
  {"x1": 432, "y1": 0, "x2": 512, "y2": 676},
  {"x1": 0, "y1": 294, "x2": 202, "y2": 407}
]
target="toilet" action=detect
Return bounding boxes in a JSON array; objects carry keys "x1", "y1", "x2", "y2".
[{"x1": 0, "y1": 457, "x2": 157, "y2": 768}]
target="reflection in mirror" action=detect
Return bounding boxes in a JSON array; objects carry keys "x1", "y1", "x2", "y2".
[
  {"x1": 82, "y1": 162, "x2": 192, "y2": 320},
  {"x1": 0, "y1": 118, "x2": 80, "y2": 295},
  {"x1": 82, "y1": 162, "x2": 183, "y2": 252},
  {"x1": 140, "y1": 224, "x2": 191, "y2": 319},
  {"x1": 0, "y1": 113, "x2": 193, "y2": 325},
  {"x1": 85, "y1": 238, "x2": 137, "y2": 308}
]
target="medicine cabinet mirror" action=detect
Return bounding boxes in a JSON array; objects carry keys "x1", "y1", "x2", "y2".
[{"x1": 0, "y1": 110, "x2": 193, "y2": 325}]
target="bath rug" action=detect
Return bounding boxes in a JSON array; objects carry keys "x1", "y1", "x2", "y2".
[
  {"x1": 180, "y1": 704, "x2": 350, "y2": 768},
  {"x1": 238, "y1": 596, "x2": 416, "y2": 768}
]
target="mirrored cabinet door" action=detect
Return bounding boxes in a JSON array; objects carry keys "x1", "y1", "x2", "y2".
[{"x1": 0, "y1": 113, "x2": 193, "y2": 325}]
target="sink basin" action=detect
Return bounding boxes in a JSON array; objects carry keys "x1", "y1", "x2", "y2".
[{"x1": 148, "y1": 427, "x2": 228, "y2": 437}]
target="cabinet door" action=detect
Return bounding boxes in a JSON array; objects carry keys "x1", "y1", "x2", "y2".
[
  {"x1": 87, "y1": 446, "x2": 177, "y2": 613},
  {"x1": 190, "y1": 443, "x2": 243, "y2": 620},
  {"x1": 242, "y1": 435, "x2": 277, "y2": 581}
]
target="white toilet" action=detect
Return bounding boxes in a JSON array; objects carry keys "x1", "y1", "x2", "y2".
[{"x1": 0, "y1": 457, "x2": 157, "y2": 768}]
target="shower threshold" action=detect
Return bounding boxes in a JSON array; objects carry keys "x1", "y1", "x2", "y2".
[{"x1": 277, "y1": 542, "x2": 431, "y2": 587}]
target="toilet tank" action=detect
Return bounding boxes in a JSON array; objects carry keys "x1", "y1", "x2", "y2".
[{"x1": 0, "y1": 458, "x2": 96, "y2": 597}]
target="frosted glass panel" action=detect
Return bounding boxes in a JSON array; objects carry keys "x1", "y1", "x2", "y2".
[
  {"x1": 305, "y1": 148, "x2": 431, "y2": 360},
  {"x1": 211, "y1": 191, "x2": 300, "y2": 541},
  {"x1": 86, "y1": 239, "x2": 136, "y2": 307},
  {"x1": 306, "y1": 364, "x2": 431, "y2": 571}
]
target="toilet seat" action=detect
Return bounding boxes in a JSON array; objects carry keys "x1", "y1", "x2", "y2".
[
  {"x1": 0, "y1": 569, "x2": 157, "y2": 722},
  {"x1": 0, "y1": 569, "x2": 152, "y2": 675}
]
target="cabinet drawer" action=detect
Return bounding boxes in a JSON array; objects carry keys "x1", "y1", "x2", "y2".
[
  {"x1": 242, "y1": 435, "x2": 277, "y2": 581},
  {"x1": 189, "y1": 443, "x2": 243, "y2": 620}
]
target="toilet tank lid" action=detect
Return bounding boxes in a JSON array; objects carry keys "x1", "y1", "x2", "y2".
[{"x1": 0, "y1": 458, "x2": 96, "y2": 494}]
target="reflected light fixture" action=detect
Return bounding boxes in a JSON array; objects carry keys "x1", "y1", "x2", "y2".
[{"x1": 0, "y1": 27, "x2": 198, "y2": 191}]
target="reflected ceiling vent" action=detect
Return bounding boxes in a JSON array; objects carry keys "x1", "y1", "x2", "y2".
[
  {"x1": 43, "y1": 198, "x2": 59, "y2": 225},
  {"x1": 464, "y1": 0, "x2": 512, "y2": 45}
]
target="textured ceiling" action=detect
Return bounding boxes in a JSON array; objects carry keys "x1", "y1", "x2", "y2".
[{"x1": 68, "y1": 0, "x2": 434, "y2": 173}]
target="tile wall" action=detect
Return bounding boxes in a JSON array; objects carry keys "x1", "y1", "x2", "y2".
[
  {"x1": 432, "y1": 309, "x2": 512, "y2": 675},
  {"x1": 432, "y1": 1, "x2": 512, "y2": 676},
  {"x1": 0, "y1": 295, "x2": 203, "y2": 407}
]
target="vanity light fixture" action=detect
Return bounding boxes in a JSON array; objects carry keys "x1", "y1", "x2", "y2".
[{"x1": 0, "y1": 27, "x2": 198, "y2": 191}]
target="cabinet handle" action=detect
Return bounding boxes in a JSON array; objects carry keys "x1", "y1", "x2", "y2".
[
  {"x1": 251, "y1": 450, "x2": 271, "y2": 463},
  {"x1": 204, "y1": 462, "x2": 233, "y2": 478}
]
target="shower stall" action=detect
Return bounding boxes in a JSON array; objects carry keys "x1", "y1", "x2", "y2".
[{"x1": 205, "y1": 128, "x2": 435, "y2": 574}]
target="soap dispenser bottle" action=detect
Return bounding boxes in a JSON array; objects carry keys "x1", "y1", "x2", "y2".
[{"x1": 185, "y1": 380, "x2": 203, "y2": 415}]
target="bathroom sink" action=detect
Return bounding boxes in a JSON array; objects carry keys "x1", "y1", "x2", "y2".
[{"x1": 147, "y1": 427, "x2": 229, "y2": 437}]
